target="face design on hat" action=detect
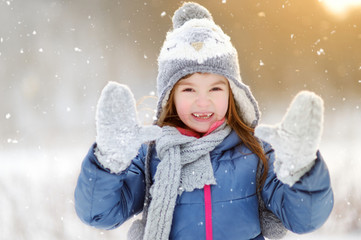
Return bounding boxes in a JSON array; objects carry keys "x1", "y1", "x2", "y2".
[
  {"x1": 173, "y1": 72, "x2": 229, "y2": 133},
  {"x1": 159, "y1": 19, "x2": 236, "y2": 64}
]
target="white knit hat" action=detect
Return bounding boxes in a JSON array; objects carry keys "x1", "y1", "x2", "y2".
[{"x1": 156, "y1": 2, "x2": 260, "y2": 127}]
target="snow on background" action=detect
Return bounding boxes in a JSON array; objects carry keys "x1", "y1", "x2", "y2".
[{"x1": 0, "y1": 0, "x2": 360, "y2": 239}]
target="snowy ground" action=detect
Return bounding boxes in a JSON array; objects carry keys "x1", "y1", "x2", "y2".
[
  {"x1": 0, "y1": 111, "x2": 360, "y2": 239},
  {"x1": 282, "y1": 232, "x2": 361, "y2": 240}
]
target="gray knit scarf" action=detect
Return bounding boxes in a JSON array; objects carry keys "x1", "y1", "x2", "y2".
[{"x1": 127, "y1": 123, "x2": 231, "y2": 240}]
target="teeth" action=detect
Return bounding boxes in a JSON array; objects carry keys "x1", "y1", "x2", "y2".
[{"x1": 193, "y1": 113, "x2": 213, "y2": 119}]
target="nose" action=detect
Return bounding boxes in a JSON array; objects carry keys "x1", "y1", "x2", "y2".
[{"x1": 195, "y1": 92, "x2": 210, "y2": 108}]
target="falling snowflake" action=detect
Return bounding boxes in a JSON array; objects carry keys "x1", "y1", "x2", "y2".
[
  {"x1": 317, "y1": 48, "x2": 325, "y2": 55},
  {"x1": 7, "y1": 138, "x2": 18, "y2": 144}
]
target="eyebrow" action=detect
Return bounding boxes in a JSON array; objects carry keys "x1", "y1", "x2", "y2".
[
  {"x1": 177, "y1": 79, "x2": 228, "y2": 86},
  {"x1": 211, "y1": 80, "x2": 228, "y2": 86}
]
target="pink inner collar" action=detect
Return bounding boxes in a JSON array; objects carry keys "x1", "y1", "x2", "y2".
[{"x1": 176, "y1": 119, "x2": 225, "y2": 138}]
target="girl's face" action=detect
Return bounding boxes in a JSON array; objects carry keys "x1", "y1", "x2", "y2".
[{"x1": 173, "y1": 73, "x2": 229, "y2": 133}]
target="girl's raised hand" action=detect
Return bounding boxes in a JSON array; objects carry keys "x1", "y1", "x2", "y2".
[
  {"x1": 95, "y1": 82, "x2": 162, "y2": 173},
  {"x1": 255, "y1": 91, "x2": 324, "y2": 186}
]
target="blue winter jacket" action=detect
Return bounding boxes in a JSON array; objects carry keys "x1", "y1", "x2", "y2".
[{"x1": 74, "y1": 130, "x2": 333, "y2": 239}]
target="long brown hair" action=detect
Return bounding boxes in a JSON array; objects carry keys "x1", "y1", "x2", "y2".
[
  {"x1": 226, "y1": 89, "x2": 269, "y2": 191},
  {"x1": 157, "y1": 79, "x2": 269, "y2": 191}
]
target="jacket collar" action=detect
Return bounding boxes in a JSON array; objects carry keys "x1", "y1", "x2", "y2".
[{"x1": 212, "y1": 130, "x2": 241, "y2": 154}]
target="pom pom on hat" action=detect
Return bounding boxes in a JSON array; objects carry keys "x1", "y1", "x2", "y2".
[{"x1": 172, "y1": 2, "x2": 213, "y2": 29}]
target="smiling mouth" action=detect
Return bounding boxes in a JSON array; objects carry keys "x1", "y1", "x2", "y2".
[{"x1": 192, "y1": 113, "x2": 214, "y2": 119}]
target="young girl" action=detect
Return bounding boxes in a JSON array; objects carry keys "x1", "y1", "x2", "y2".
[{"x1": 74, "y1": 3, "x2": 333, "y2": 240}]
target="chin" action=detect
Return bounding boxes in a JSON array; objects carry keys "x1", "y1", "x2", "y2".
[{"x1": 190, "y1": 124, "x2": 212, "y2": 133}]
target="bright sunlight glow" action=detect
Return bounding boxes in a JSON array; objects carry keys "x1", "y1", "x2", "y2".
[{"x1": 319, "y1": 0, "x2": 361, "y2": 16}]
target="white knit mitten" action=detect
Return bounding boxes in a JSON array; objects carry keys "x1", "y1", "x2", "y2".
[
  {"x1": 95, "y1": 82, "x2": 162, "y2": 173},
  {"x1": 255, "y1": 91, "x2": 324, "y2": 186}
]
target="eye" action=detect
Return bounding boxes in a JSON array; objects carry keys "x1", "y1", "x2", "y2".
[
  {"x1": 211, "y1": 87, "x2": 223, "y2": 91},
  {"x1": 182, "y1": 88, "x2": 194, "y2": 92}
]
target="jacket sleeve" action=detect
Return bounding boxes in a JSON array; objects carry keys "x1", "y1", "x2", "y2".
[
  {"x1": 261, "y1": 144, "x2": 334, "y2": 234},
  {"x1": 74, "y1": 143, "x2": 147, "y2": 230}
]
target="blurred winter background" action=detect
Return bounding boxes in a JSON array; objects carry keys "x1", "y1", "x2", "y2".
[{"x1": 0, "y1": 0, "x2": 360, "y2": 239}]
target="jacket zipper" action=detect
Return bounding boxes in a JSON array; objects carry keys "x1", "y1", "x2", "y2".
[{"x1": 204, "y1": 184, "x2": 213, "y2": 240}]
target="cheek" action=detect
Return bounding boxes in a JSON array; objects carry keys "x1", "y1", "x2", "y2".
[
  {"x1": 174, "y1": 95, "x2": 190, "y2": 116},
  {"x1": 216, "y1": 93, "x2": 229, "y2": 117},
  {"x1": 218, "y1": 101, "x2": 228, "y2": 117}
]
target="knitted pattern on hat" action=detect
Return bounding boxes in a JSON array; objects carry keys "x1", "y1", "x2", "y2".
[{"x1": 155, "y1": 2, "x2": 260, "y2": 128}]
